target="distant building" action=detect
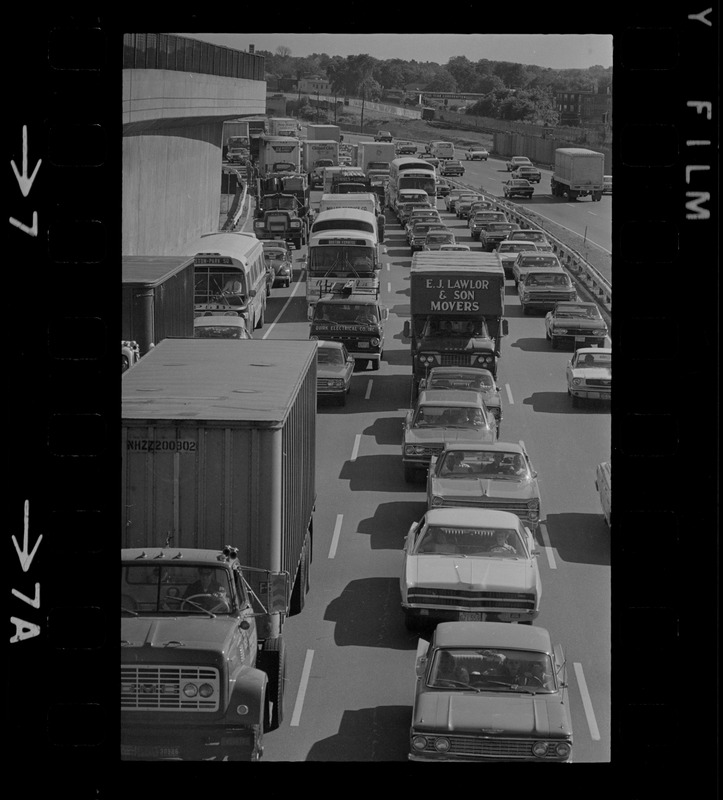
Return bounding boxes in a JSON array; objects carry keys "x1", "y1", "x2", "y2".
[
  {"x1": 298, "y1": 74, "x2": 331, "y2": 95},
  {"x1": 556, "y1": 82, "x2": 612, "y2": 127}
]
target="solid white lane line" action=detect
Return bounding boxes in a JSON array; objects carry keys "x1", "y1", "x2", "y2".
[
  {"x1": 539, "y1": 522, "x2": 557, "y2": 570},
  {"x1": 261, "y1": 269, "x2": 306, "y2": 339},
  {"x1": 365, "y1": 380, "x2": 373, "y2": 400},
  {"x1": 505, "y1": 384, "x2": 514, "y2": 404},
  {"x1": 290, "y1": 649, "x2": 315, "y2": 727},
  {"x1": 350, "y1": 434, "x2": 361, "y2": 462},
  {"x1": 328, "y1": 514, "x2": 343, "y2": 559},
  {"x1": 573, "y1": 662, "x2": 601, "y2": 741}
]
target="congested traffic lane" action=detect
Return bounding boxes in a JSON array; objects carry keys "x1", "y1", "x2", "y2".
[{"x1": 250, "y1": 190, "x2": 610, "y2": 762}]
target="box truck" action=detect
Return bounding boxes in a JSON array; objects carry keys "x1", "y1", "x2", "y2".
[
  {"x1": 403, "y1": 251, "x2": 508, "y2": 392},
  {"x1": 268, "y1": 117, "x2": 299, "y2": 137},
  {"x1": 121, "y1": 338, "x2": 317, "y2": 760},
  {"x1": 122, "y1": 256, "x2": 196, "y2": 357},
  {"x1": 306, "y1": 124, "x2": 342, "y2": 142},
  {"x1": 302, "y1": 139, "x2": 339, "y2": 187},
  {"x1": 550, "y1": 147, "x2": 605, "y2": 201}
]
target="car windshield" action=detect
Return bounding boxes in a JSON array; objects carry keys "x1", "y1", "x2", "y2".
[
  {"x1": 520, "y1": 256, "x2": 559, "y2": 267},
  {"x1": 428, "y1": 371, "x2": 494, "y2": 391},
  {"x1": 317, "y1": 347, "x2": 345, "y2": 365},
  {"x1": 556, "y1": 305, "x2": 601, "y2": 318},
  {"x1": 524, "y1": 274, "x2": 569, "y2": 286},
  {"x1": 437, "y1": 449, "x2": 529, "y2": 480},
  {"x1": 415, "y1": 524, "x2": 526, "y2": 557},
  {"x1": 500, "y1": 243, "x2": 536, "y2": 252},
  {"x1": 573, "y1": 352, "x2": 611, "y2": 369},
  {"x1": 413, "y1": 405, "x2": 485, "y2": 429},
  {"x1": 121, "y1": 564, "x2": 237, "y2": 615},
  {"x1": 429, "y1": 647, "x2": 556, "y2": 692},
  {"x1": 511, "y1": 231, "x2": 545, "y2": 242}
]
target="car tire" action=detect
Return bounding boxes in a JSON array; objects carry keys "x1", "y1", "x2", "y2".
[
  {"x1": 519, "y1": 620, "x2": 534, "y2": 626},
  {"x1": 403, "y1": 465, "x2": 417, "y2": 484},
  {"x1": 371, "y1": 358, "x2": 380, "y2": 371}
]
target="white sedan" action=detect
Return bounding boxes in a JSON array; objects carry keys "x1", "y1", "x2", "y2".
[{"x1": 465, "y1": 147, "x2": 489, "y2": 161}]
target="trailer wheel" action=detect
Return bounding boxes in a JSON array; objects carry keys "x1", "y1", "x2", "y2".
[{"x1": 259, "y1": 637, "x2": 286, "y2": 732}]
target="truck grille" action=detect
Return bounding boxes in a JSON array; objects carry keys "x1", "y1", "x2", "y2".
[
  {"x1": 408, "y1": 588, "x2": 536, "y2": 611},
  {"x1": 121, "y1": 665, "x2": 220, "y2": 712},
  {"x1": 415, "y1": 735, "x2": 562, "y2": 760},
  {"x1": 439, "y1": 354, "x2": 477, "y2": 367}
]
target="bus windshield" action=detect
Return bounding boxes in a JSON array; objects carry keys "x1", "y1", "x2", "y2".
[
  {"x1": 194, "y1": 270, "x2": 247, "y2": 307},
  {"x1": 399, "y1": 176, "x2": 436, "y2": 194},
  {"x1": 308, "y1": 246, "x2": 376, "y2": 275},
  {"x1": 312, "y1": 220, "x2": 375, "y2": 235}
]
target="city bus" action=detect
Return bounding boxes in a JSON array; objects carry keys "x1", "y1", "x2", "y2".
[
  {"x1": 305, "y1": 208, "x2": 385, "y2": 314},
  {"x1": 386, "y1": 157, "x2": 437, "y2": 212},
  {"x1": 182, "y1": 232, "x2": 268, "y2": 330}
]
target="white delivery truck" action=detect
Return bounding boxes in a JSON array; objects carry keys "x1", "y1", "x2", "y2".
[
  {"x1": 550, "y1": 148, "x2": 605, "y2": 201},
  {"x1": 302, "y1": 140, "x2": 340, "y2": 188}
]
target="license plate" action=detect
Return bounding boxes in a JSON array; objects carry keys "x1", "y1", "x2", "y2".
[
  {"x1": 357, "y1": 341, "x2": 369, "y2": 348},
  {"x1": 121, "y1": 744, "x2": 180, "y2": 759},
  {"x1": 575, "y1": 336, "x2": 587, "y2": 342},
  {"x1": 459, "y1": 611, "x2": 483, "y2": 622},
  {"x1": 588, "y1": 392, "x2": 602, "y2": 399}
]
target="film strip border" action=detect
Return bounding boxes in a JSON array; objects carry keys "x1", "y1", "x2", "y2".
[{"x1": 7, "y1": 10, "x2": 719, "y2": 788}]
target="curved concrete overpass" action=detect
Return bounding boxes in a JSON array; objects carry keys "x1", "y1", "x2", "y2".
[{"x1": 123, "y1": 63, "x2": 265, "y2": 256}]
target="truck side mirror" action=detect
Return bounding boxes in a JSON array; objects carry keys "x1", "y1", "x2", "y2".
[{"x1": 403, "y1": 320, "x2": 410, "y2": 338}]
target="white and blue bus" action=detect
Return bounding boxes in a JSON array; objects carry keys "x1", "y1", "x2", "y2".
[
  {"x1": 386, "y1": 157, "x2": 437, "y2": 211},
  {"x1": 182, "y1": 232, "x2": 268, "y2": 331},
  {"x1": 305, "y1": 208, "x2": 385, "y2": 313}
]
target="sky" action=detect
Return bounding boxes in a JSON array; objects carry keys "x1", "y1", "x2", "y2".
[{"x1": 175, "y1": 33, "x2": 612, "y2": 71}]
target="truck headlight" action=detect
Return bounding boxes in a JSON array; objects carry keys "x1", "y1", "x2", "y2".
[
  {"x1": 291, "y1": 221, "x2": 301, "y2": 228},
  {"x1": 309, "y1": 335, "x2": 319, "y2": 341},
  {"x1": 370, "y1": 337, "x2": 380, "y2": 346},
  {"x1": 183, "y1": 683, "x2": 199, "y2": 697},
  {"x1": 254, "y1": 221, "x2": 263, "y2": 228},
  {"x1": 199, "y1": 683, "x2": 214, "y2": 698},
  {"x1": 431, "y1": 496, "x2": 444, "y2": 507}
]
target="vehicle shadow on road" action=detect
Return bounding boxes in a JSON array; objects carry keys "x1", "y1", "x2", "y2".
[
  {"x1": 362, "y1": 416, "x2": 403, "y2": 446},
  {"x1": 357, "y1": 500, "x2": 426, "y2": 551},
  {"x1": 508, "y1": 337, "x2": 550, "y2": 352},
  {"x1": 339, "y1": 454, "x2": 420, "y2": 493},
  {"x1": 324, "y1": 578, "x2": 417, "y2": 650},
  {"x1": 522, "y1": 391, "x2": 611, "y2": 414},
  {"x1": 544, "y1": 512, "x2": 610, "y2": 566},
  {"x1": 305, "y1": 706, "x2": 412, "y2": 761},
  {"x1": 382, "y1": 348, "x2": 412, "y2": 367}
]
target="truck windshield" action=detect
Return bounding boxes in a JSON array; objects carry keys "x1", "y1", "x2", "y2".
[
  {"x1": 262, "y1": 196, "x2": 297, "y2": 210},
  {"x1": 315, "y1": 303, "x2": 379, "y2": 324},
  {"x1": 195, "y1": 270, "x2": 247, "y2": 307},
  {"x1": 368, "y1": 162, "x2": 389, "y2": 171},
  {"x1": 422, "y1": 318, "x2": 489, "y2": 337},
  {"x1": 121, "y1": 564, "x2": 238, "y2": 614},
  {"x1": 308, "y1": 246, "x2": 376, "y2": 275}
]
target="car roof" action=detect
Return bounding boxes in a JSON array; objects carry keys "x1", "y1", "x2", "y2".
[
  {"x1": 439, "y1": 441, "x2": 524, "y2": 454},
  {"x1": 316, "y1": 340, "x2": 345, "y2": 350},
  {"x1": 574, "y1": 347, "x2": 612, "y2": 355},
  {"x1": 429, "y1": 366, "x2": 494, "y2": 377},
  {"x1": 417, "y1": 389, "x2": 485, "y2": 406},
  {"x1": 555, "y1": 301, "x2": 597, "y2": 308},
  {"x1": 433, "y1": 621, "x2": 553, "y2": 653},
  {"x1": 425, "y1": 507, "x2": 525, "y2": 528}
]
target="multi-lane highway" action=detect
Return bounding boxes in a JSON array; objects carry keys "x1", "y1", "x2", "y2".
[{"x1": 239, "y1": 172, "x2": 611, "y2": 762}]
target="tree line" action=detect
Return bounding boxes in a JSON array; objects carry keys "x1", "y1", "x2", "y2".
[{"x1": 262, "y1": 49, "x2": 612, "y2": 125}]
